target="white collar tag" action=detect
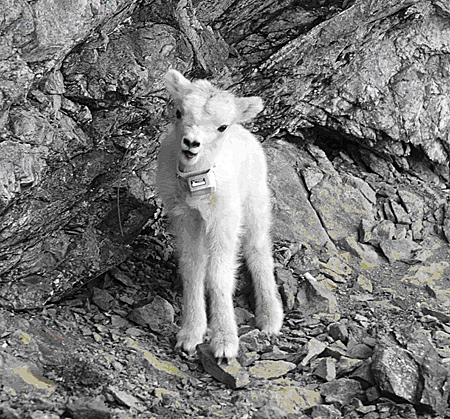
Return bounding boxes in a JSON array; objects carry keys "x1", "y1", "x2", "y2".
[{"x1": 176, "y1": 164, "x2": 216, "y2": 197}]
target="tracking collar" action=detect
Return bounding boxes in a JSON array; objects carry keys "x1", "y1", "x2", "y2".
[{"x1": 176, "y1": 164, "x2": 216, "y2": 197}]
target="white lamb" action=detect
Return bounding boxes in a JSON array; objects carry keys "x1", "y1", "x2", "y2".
[{"x1": 156, "y1": 69, "x2": 283, "y2": 360}]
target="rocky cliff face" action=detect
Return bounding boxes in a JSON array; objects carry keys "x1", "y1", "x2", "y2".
[
  {"x1": 1, "y1": 1, "x2": 450, "y2": 417},
  {"x1": 0, "y1": 0, "x2": 448, "y2": 306}
]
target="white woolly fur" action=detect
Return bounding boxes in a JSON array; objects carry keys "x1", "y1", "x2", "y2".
[{"x1": 156, "y1": 69, "x2": 283, "y2": 359}]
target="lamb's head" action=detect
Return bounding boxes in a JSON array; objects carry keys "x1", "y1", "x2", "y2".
[{"x1": 165, "y1": 69, "x2": 263, "y2": 168}]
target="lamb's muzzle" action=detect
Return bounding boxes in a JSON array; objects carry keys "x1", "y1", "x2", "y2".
[{"x1": 182, "y1": 138, "x2": 200, "y2": 148}]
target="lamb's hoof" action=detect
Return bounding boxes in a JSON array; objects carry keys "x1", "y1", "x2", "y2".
[
  {"x1": 256, "y1": 300, "x2": 284, "y2": 336},
  {"x1": 210, "y1": 333, "x2": 239, "y2": 361},
  {"x1": 215, "y1": 356, "x2": 232, "y2": 365},
  {"x1": 176, "y1": 329, "x2": 204, "y2": 356}
]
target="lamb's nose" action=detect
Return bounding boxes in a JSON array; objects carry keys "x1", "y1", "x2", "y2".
[{"x1": 183, "y1": 138, "x2": 200, "y2": 148}]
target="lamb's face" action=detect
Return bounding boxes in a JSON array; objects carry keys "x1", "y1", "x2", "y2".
[
  {"x1": 174, "y1": 89, "x2": 236, "y2": 166},
  {"x1": 165, "y1": 70, "x2": 264, "y2": 167}
]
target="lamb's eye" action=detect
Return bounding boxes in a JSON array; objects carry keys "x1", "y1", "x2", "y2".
[
  {"x1": 176, "y1": 110, "x2": 182, "y2": 119},
  {"x1": 217, "y1": 125, "x2": 228, "y2": 132}
]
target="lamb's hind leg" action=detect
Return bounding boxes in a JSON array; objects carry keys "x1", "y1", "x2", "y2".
[
  {"x1": 243, "y1": 207, "x2": 283, "y2": 335},
  {"x1": 206, "y1": 216, "x2": 241, "y2": 360},
  {"x1": 174, "y1": 211, "x2": 208, "y2": 355}
]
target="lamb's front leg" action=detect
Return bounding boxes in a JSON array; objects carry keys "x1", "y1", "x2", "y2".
[
  {"x1": 206, "y1": 217, "x2": 241, "y2": 360},
  {"x1": 174, "y1": 213, "x2": 208, "y2": 355}
]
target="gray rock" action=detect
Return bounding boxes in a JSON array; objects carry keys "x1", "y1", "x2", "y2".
[
  {"x1": 398, "y1": 189, "x2": 424, "y2": 221},
  {"x1": 302, "y1": 166, "x2": 325, "y2": 191},
  {"x1": 383, "y1": 201, "x2": 397, "y2": 223},
  {"x1": 154, "y1": 388, "x2": 181, "y2": 408},
  {"x1": 363, "y1": 336, "x2": 377, "y2": 348},
  {"x1": 92, "y1": 288, "x2": 115, "y2": 311},
  {"x1": 26, "y1": 1, "x2": 131, "y2": 62},
  {"x1": 251, "y1": 403, "x2": 291, "y2": 419},
  {"x1": 313, "y1": 357, "x2": 336, "y2": 382},
  {"x1": 197, "y1": 344, "x2": 250, "y2": 389},
  {"x1": 324, "y1": 342, "x2": 348, "y2": 360},
  {"x1": 320, "y1": 378, "x2": 363, "y2": 406},
  {"x1": 328, "y1": 322, "x2": 348, "y2": 343},
  {"x1": 434, "y1": 331, "x2": 450, "y2": 346},
  {"x1": 125, "y1": 337, "x2": 187, "y2": 380},
  {"x1": 43, "y1": 70, "x2": 65, "y2": 95},
  {"x1": 342, "y1": 174, "x2": 377, "y2": 205},
  {"x1": 265, "y1": 140, "x2": 332, "y2": 249},
  {"x1": 0, "y1": 149, "x2": 152, "y2": 309},
  {"x1": 405, "y1": 330, "x2": 450, "y2": 415},
  {"x1": 289, "y1": 244, "x2": 321, "y2": 275},
  {"x1": 275, "y1": 267, "x2": 297, "y2": 311},
  {"x1": 297, "y1": 273, "x2": 338, "y2": 316},
  {"x1": 305, "y1": 143, "x2": 339, "y2": 177},
  {"x1": 360, "y1": 152, "x2": 398, "y2": 182},
  {"x1": 249, "y1": 360, "x2": 296, "y2": 379},
  {"x1": 319, "y1": 255, "x2": 351, "y2": 284},
  {"x1": 356, "y1": 404, "x2": 377, "y2": 415},
  {"x1": 360, "y1": 219, "x2": 377, "y2": 244},
  {"x1": 356, "y1": 275, "x2": 373, "y2": 293},
  {"x1": 239, "y1": 351, "x2": 259, "y2": 367},
  {"x1": 360, "y1": 220, "x2": 396, "y2": 246},
  {"x1": 260, "y1": 347, "x2": 290, "y2": 361},
  {"x1": 310, "y1": 175, "x2": 375, "y2": 241},
  {"x1": 354, "y1": 314, "x2": 372, "y2": 329},
  {"x1": 235, "y1": 307, "x2": 255, "y2": 327},
  {"x1": 249, "y1": 385, "x2": 321, "y2": 415},
  {"x1": 240, "y1": 329, "x2": 264, "y2": 352},
  {"x1": 0, "y1": 0, "x2": 157, "y2": 309},
  {"x1": 0, "y1": 405, "x2": 21, "y2": 419},
  {"x1": 10, "y1": 107, "x2": 54, "y2": 146},
  {"x1": 338, "y1": 234, "x2": 383, "y2": 266},
  {"x1": 110, "y1": 268, "x2": 135, "y2": 287},
  {"x1": 394, "y1": 224, "x2": 408, "y2": 240},
  {"x1": 65, "y1": 397, "x2": 111, "y2": 419},
  {"x1": 310, "y1": 404, "x2": 342, "y2": 419},
  {"x1": 347, "y1": 343, "x2": 373, "y2": 360},
  {"x1": 372, "y1": 342, "x2": 419, "y2": 404},
  {"x1": 108, "y1": 386, "x2": 144, "y2": 410},
  {"x1": 0, "y1": 140, "x2": 47, "y2": 206},
  {"x1": 301, "y1": 337, "x2": 328, "y2": 367},
  {"x1": 379, "y1": 239, "x2": 422, "y2": 264},
  {"x1": 365, "y1": 386, "x2": 382, "y2": 403},
  {"x1": 421, "y1": 306, "x2": 450, "y2": 323},
  {"x1": 336, "y1": 356, "x2": 364, "y2": 377},
  {"x1": 390, "y1": 201, "x2": 411, "y2": 224},
  {"x1": 350, "y1": 361, "x2": 375, "y2": 387},
  {"x1": 411, "y1": 219, "x2": 423, "y2": 240},
  {"x1": 128, "y1": 296, "x2": 174, "y2": 334}
]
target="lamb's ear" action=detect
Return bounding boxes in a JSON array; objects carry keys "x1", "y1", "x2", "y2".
[
  {"x1": 165, "y1": 69, "x2": 191, "y2": 99},
  {"x1": 235, "y1": 96, "x2": 264, "y2": 122}
]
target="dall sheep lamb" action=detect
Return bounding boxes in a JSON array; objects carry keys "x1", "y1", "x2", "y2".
[{"x1": 156, "y1": 69, "x2": 283, "y2": 360}]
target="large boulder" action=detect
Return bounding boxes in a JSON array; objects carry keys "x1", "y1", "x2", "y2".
[
  {"x1": 253, "y1": 0, "x2": 450, "y2": 168},
  {"x1": 310, "y1": 175, "x2": 375, "y2": 242},
  {"x1": 265, "y1": 139, "x2": 331, "y2": 249},
  {"x1": 372, "y1": 330, "x2": 450, "y2": 415}
]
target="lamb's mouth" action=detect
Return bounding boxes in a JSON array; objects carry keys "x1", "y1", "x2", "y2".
[{"x1": 183, "y1": 150, "x2": 197, "y2": 160}]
